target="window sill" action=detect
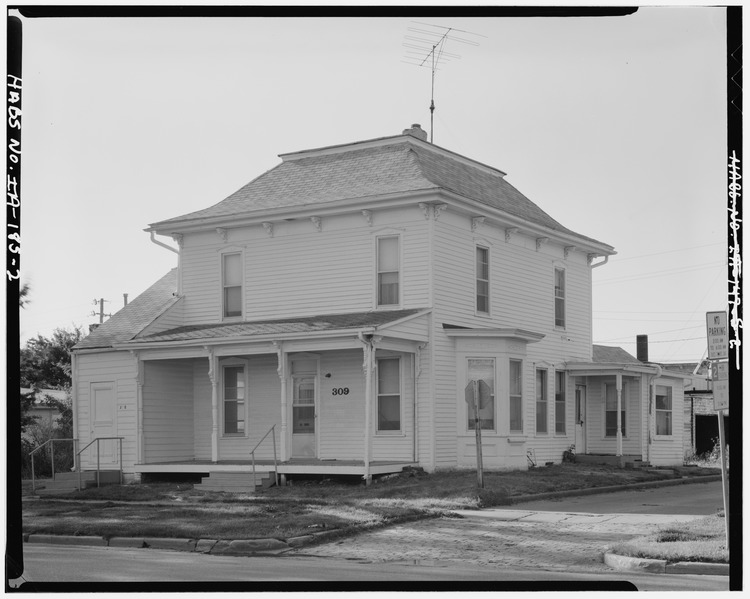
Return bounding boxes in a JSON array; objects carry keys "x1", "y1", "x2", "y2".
[
  {"x1": 506, "y1": 437, "x2": 526, "y2": 444},
  {"x1": 222, "y1": 434, "x2": 247, "y2": 439},
  {"x1": 652, "y1": 435, "x2": 674, "y2": 441},
  {"x1": 375, "y1": 431, "x2": 404, "y2": 437}
]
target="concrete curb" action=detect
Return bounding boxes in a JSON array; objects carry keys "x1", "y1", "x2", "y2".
[
  {"x1": 603, "y1": 551, "x2": 729, "y2": 576},
  {"x1": 507, "y1": 474, "x2": 723, "y2": 505}
]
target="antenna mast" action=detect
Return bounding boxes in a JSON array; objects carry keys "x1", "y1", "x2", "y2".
[{"x1": 402, "y1": 21, "x2": 484, "y2": 144}]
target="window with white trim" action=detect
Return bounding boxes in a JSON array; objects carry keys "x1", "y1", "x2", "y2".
[
  {"x1": 377, "y1": 236, "x2": 400, "y2": 306},
  {"x1": 476, "y1": 246, "x2": 490, "y2": 314},
  {"x1": 377, "y1": 358, "x2": 401, "y2": 432},
  {"x1": 536, "y1": 369, "x2": 548, "y2": 434},
  {"x1": 555, "y1": 371, "x2": 566, "y2": 434},
  {"x1": 554, "y1": 267, "x2": 565, "y2": 328},
  {"x1": 655, "y1": 385, "x2": 672, "y2": 436},
  {"x1": 605, "y1": 383, "x2": 626, "y2": 437},
  {"x1": 223, "y1": 365, "x2": 245, "y2": 435},
  {"x1": 222, "y1": 252, "x2": 243, "y2": 318},
  {"x1": 509, "y1": 359, "x2": 523, "y2": 433},
  {"x1": 467, "y1": 358, "x2": 495, "y2": 431}
]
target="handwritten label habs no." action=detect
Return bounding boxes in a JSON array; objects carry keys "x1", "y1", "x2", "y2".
[{"x1": 706, "y1": 311, "x2": 728, "y2": 360}]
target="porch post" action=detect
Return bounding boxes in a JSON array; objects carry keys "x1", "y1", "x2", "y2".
[
  {"x1": 133, "y1": 352, "x2": 144, "y2": 465},
  {"x1": 207, "y1": 347, "x2": 219, "y2": 462},
  {"x1": 274, "y1": 341, "x2": 289, "y2": 463},
  {"x1": 616, "y1": 373, "x2": 623, "y2": 457},
  {"x1": 360, "y1": 334, "x2": 374, "y2": 485}
]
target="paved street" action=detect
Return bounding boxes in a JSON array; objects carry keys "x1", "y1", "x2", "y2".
[{"x1": 12, "y1": 480, "x2": 730, "y2": 591}]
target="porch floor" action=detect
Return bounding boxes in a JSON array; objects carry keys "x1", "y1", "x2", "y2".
[{"x1": 134, "y1": 459, "x2": 418, "y2": 477}]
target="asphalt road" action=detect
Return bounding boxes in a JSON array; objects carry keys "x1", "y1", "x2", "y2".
[
  {"x1": 510, "y1": 479, "x2": 725, "y2": 514},
  {"x1": 11, "y1": 544, "x2": 728, "y2": 592}
]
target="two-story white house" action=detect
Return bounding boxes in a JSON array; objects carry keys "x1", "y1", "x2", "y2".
[{"x1": 72, "y1": 124, "x2": 687, "y2": 486}]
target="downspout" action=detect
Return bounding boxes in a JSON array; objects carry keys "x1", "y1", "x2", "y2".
[
  {"x1": 149, "y1": 231, "x2": 178, "y2": 254},
  {"x1": 590, "y1": 255, "x2": 609, "y2": 269},
  {"x1": 358, "y1": 332, "x2": 374, "y2": 485},
  {"x1": 150, "y1": 231, "x2": 182, "y2": 295},
  {"x1": 71, "y1": 352, "x2": 79, "y2": 472},
  {"x1": 414, "y1": 343, "x2": 427, "y2": 464}
]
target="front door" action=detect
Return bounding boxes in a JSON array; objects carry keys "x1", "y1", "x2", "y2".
[
  {"x1": 575, "y1": 385, "x2": 587, "y2": 454},
  {"x1": 90, "y1": 382, "x2": 118, "y2": 466},
  {"x1": 292, "y1": 373, "x2": 317, "y2": 458}
]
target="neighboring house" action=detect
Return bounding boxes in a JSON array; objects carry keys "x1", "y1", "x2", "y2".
[
  {"x1": 21, "y1": 388, "x2": 67, "y2": 437},
  {"x1": 72, "y1": 124, "x2": 688, "y2": 484}
]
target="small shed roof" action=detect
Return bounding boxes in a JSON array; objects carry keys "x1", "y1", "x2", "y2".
[
  {"x1": 592, "y1": 345, "x2": 642, "y2": 364},
  {"x1": 74, "y1": 269, "x2": 179, "y2": 350}
]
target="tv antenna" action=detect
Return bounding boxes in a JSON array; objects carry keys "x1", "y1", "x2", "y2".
[{"x1": 402, "y1": 21, "x2": 484, "y2": 144}]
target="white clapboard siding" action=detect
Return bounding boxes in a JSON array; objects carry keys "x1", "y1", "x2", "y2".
[
  {"x1": 75, "y1": 351, "x2": 137, "y2": 471},
  {"x1": 142, "y1": 360, "x2": 195, "y2": 463},
  {"x1": 317, "y1": 351, "x2": 367, "y2": 460},
  {"x1": 177, "y1": 209, "x2": 431, "y2": 325}
]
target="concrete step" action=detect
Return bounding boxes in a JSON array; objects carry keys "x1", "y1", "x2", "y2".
[{"x1": 193, "y1": 471, "x2": 276, "y2": 493}]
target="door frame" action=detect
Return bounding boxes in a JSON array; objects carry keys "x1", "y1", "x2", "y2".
[
  {"x1": 89, "y1": 381, "x2": 118, "y2": 466},
  {"x1": 289, "y1": 355, "x2": 320, "y2": 458}
]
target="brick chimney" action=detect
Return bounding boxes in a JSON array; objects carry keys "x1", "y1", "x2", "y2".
[
  {"x1": 402, "y1": 123, "x2": 428, "y2": 141},
  {"x1": 636, "y1": 335, "x2": 649, "y2": 362}
]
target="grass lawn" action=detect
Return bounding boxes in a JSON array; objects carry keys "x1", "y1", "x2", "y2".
[
  {"x1": 22, "y1": 462, "x2": 720, "y2": 544},
  {"x1": 609, "y1": 514, "x2": 728, "y2": 564}
]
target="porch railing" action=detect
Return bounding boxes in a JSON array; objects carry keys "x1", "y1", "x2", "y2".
[
  {"x1": 76, "y1": 437, "x2": 124, "y2": 490},
  {"x1": 250, "y1": 425, "x2": 279, "y2": 488},
  {"x1": 30, "y1": 438, "x2": 78, "y2": 493}
]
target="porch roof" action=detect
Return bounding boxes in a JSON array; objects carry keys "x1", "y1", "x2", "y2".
[{"x1": 119, "y1": 308, "x2": 430, "y2": 348}]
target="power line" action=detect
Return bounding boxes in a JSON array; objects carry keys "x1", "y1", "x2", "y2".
[
  {"x1": 595, "y1": 261, "x2": 725, "y2": 285},
  {"x1": 610, "y1": 242, "x2": 725, "y2": 262}
]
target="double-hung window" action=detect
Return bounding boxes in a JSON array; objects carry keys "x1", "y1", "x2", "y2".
[
  {"x1": 223, "y1": 365, "x2": 245, "y2": 435},
  {"x1": 554, "y1": 268, "x2": 566, "y2": 328},
  {"x1": 605, "y1": 384, "x2": 626, "y2": 437},
  {"x1": 476, "y1": 246, "x2": 490, "y2": 314},
  {"x1": 377, "y1": 358, "x2": 401, "y2": 432},
  {"x1": 536, "y1": 369, "x2": 548, "y2": 434},
  {"x1": 509, "y1": 359, "x2": 523, "y2": 433},
  {"x1": 555, "y1": 371, "x2": 566, "y2": 434},
  {"x1": 222, "y1": 252, "x2": 243, "y2": 318},
  {"x1": 655, "y1": 385, "x2": 672, "y2": 436},
  {"x1": 377, "y1": 236, "x2": 400, "y2": 306},
  {"x1": 467, "y1": 358, "x2": 495, "y2": 430}
]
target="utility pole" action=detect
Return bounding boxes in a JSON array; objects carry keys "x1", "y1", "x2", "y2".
[{"x1": 91, "y1": 298, "x2": 112, "y2": 324}]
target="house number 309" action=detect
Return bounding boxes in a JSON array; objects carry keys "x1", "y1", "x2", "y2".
[{"x1": 331, "y1": 387, "x2": 350, "y2": 396}]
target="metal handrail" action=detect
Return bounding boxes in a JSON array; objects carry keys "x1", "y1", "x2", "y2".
[
  {"x1": 76, "y1": 437, "x2": 124, "y2": 490},
  {"x1": 249, "y1": 425, "x2": 278, "y2": 489},
  {"x1": 30, "y1": 438, "x2": 78, "y2": 493}
]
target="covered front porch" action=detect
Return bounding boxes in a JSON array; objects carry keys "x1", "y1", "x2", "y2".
[{"x1": 120, "y1": 309, "x2": 431, "y2": 482}]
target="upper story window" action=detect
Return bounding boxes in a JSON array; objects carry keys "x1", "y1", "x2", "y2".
[
  {"x1": 476, "y1": 246, "x2": 490, "y2": 314},
  {"x1": 222, "y1": 252, "x2": 243, "y2": 318},
  {"x1": 655, "y1": 385, "x2": 673, "y2": 436},
  {"x1": 377, "y1": 235, "x2": 400, "y2": 306},
  {"x1": 554, "y1": 268, "x2": 566, "y2": 328},
  {"x1": 467, "y1": 358, "x2": 495, "y2": 431}
]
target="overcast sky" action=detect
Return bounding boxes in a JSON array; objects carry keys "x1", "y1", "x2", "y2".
[{"x1": 15, "y1": 7, "x2": 729, "y2": 364}]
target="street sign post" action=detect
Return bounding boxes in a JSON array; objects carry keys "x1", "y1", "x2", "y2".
[{"x1": 706, "y1": 311, "x2": 730, "y2": 550}]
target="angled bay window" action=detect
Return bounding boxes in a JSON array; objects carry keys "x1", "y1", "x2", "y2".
[
  {"x1": 655, "y1": 385, "x2": 672, "y2": 436},
  {"x1": 554, "y1": 267, "x2": 566, "y2": 328},
  {"x1": 377, "y1": 358, "x2": 401, "y2": 432},
  {"x1": 536, "y1": 369, "x2": 548, "y2": 434},
  {"x1": 555, "y1": 371, "x2": 566, "y2": 434},
  {"x1": 223, "y1": 365, "x2": 246, "y2": 435},
  {"x1": 467, "y1": 358, "x2": 495, "y2": 431},
  {"x1": 509, "y1": 359, "x2": 523, "y2": 433},
  {"x1": 377, "y1": 235, "x2": 400, "y2": 306},
  {"x1": 476, "y1": 246, "x2": 490, "y2": 314},
  {"x1": 222, "y1": 252, "x2": 243, "y2": 318}
]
